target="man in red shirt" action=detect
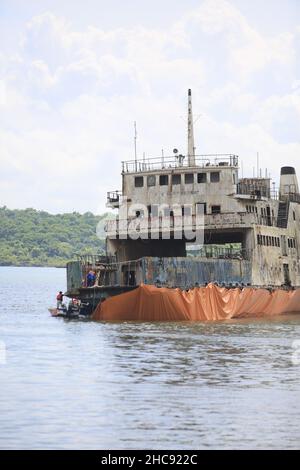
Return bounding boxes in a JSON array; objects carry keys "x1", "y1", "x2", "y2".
[{"x1": 56, "y1": 291, "x2": 64, "y2": 308}]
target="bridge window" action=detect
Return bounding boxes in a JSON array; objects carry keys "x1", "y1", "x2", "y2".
[
  {"x1": 185, "y1": 173, "x2": 194, "y2": 184},
  {"x1": 135, "y1": 176, "x2": 144, "y2": 188},
  {"x1": 159, "y1": 174, "x2": 169, "y2": 186},
  {"x1": 211, "y1": 205, "x2": 221, "y2": 214},
  {"x1": 172, "y1": 174, "x2": 181, "y2": 185},
  {"x1": 210, "y1": 172, "x2": 220, "y2": 183},
  {"x1": 197, "y1": 173, "x2": 207, "y2": 183},
  {"x1": 147, "y1": 175, "x2": 156, "y2": 187}
]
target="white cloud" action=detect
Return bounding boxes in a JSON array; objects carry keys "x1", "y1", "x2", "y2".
[
  {"x1": 183, "y1": 0, "x2": 296, "y2": 80},
  {"x1": 0, "y1": 0, "x2": 299, "y2": 213}
]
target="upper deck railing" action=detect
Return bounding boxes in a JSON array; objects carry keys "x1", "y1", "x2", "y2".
[
  {"x1": 236, "y1": 182, "x2": 273, "y2": 199},
  {"x1": 105, "y1": 212, "x2": 251, "y2": 237},
  {"x1": 75, "y1": 254, "x2": 117, "y2": 266},
  {"x1": 280, "y1": 192, "x2": 300, "y2": 204},
  {"x1": 122, "y1": 154, "x2": 239, "y2": 173},
  {"x1": 104, "y1": 210, "x2": 291, "y2": 236},
  {"x1": 237, "y1": 182, "x2": 271, "y2": 199}
]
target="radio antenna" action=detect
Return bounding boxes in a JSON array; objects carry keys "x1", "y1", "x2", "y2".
[{"x1": 134, "y1": 121, "x2": 137, "y2": 171}]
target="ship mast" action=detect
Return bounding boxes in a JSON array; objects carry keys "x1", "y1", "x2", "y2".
[{"x1": 187, "y1": 89, "x2": 195, "y2": 166}]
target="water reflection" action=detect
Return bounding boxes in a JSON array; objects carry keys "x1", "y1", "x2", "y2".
[
  {"x1": 0, "y1": 268, "x2": 300, "y2": 449},
  {"x1": 99, "y1": 320, "x2": 299, "y2": 391}
]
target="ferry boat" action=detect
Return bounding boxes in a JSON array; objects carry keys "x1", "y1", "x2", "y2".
[{"x1": 63, "y1": 90, "x2": 300, "y2": 318}]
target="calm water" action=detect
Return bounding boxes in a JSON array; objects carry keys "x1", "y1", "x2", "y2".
[{"x1": 0, "y1": 267, "x2": 300, "y2": 450}]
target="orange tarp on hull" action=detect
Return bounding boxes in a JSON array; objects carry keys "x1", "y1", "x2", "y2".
[{"x1": 92, "y1": 283, "x2": 300, "y2": 322}]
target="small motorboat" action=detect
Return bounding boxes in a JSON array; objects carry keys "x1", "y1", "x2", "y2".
[
  {"x1": 48, "y1": 306, "x2": 68, "y2": 317},
  {"x1": 49, "y1": 300, "x2": 92, "y2": 319}
]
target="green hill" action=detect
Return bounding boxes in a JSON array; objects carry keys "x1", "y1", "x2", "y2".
[{"x1": 0, "y1": 207, "x2": 108, "y2": 267}]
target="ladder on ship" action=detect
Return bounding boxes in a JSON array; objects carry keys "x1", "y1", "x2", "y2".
[{"x1": 277, "y1": 201, "x2": 289, "y2": 228}]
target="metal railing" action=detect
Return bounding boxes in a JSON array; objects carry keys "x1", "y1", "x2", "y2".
[
  {"x1": 104, "y1": 210, "x2": 292, "y2": 236},
  {"x1": 236, "y1": 183, "x2": 282, "y2": 201},
  {"x1": 122, "y1": 154, "x2": 239, "y2": 173},
  {"x1": 76, "y1": 254, "x2": 117, "y2": 266},
  {"x1": 107, "y1": 190, "x2": 122, "y2": 207},
  {"x1": 105, "y1": 212, "x2": 253, "y2": 236},
  {"x1": 191, "y1": 246, "x2": 251, "y2": 260},
  {"x1": 237, "y1": 183, "x2": 271, "y2": 199},
  {"x1": 280, "y1": 192, "x2": 300, "y2": 203}
]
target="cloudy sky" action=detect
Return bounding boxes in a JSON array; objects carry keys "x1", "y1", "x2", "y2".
[{"x1": 0, "y1": 0, "x2": 299, "y2": 214}]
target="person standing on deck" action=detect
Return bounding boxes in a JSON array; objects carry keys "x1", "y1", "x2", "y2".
[
  {"x1": 87, "y1": 270, "x2": 96, "y2": 287},
  {"x1": 56, "y1": 291, "x2": 64, "y2": 308}
]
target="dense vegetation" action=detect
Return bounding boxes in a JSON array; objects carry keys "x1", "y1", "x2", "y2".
[{"x1": 0, "y1": 207, "x2": 107, "y2": 267}]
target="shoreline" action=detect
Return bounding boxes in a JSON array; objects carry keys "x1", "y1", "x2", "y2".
[{"x1": 0, "y1": 264, "x2": 66, "y2": 268}]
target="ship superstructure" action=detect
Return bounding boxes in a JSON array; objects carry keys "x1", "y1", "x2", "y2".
[{"x1": 66, "y1": 90, "x2": 300, "y2": 307}]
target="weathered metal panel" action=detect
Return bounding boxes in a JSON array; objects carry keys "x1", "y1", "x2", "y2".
[
  {"x1": 141, "y1": 257, "x2": 252, "y2": 287},
  {"x1": 67, "y1": 261, "x2": 83, "y2": 292}
]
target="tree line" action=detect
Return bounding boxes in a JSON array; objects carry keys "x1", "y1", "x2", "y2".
[{"x1": 0, "y1": 206, "x2": 107, "y2": 267}]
